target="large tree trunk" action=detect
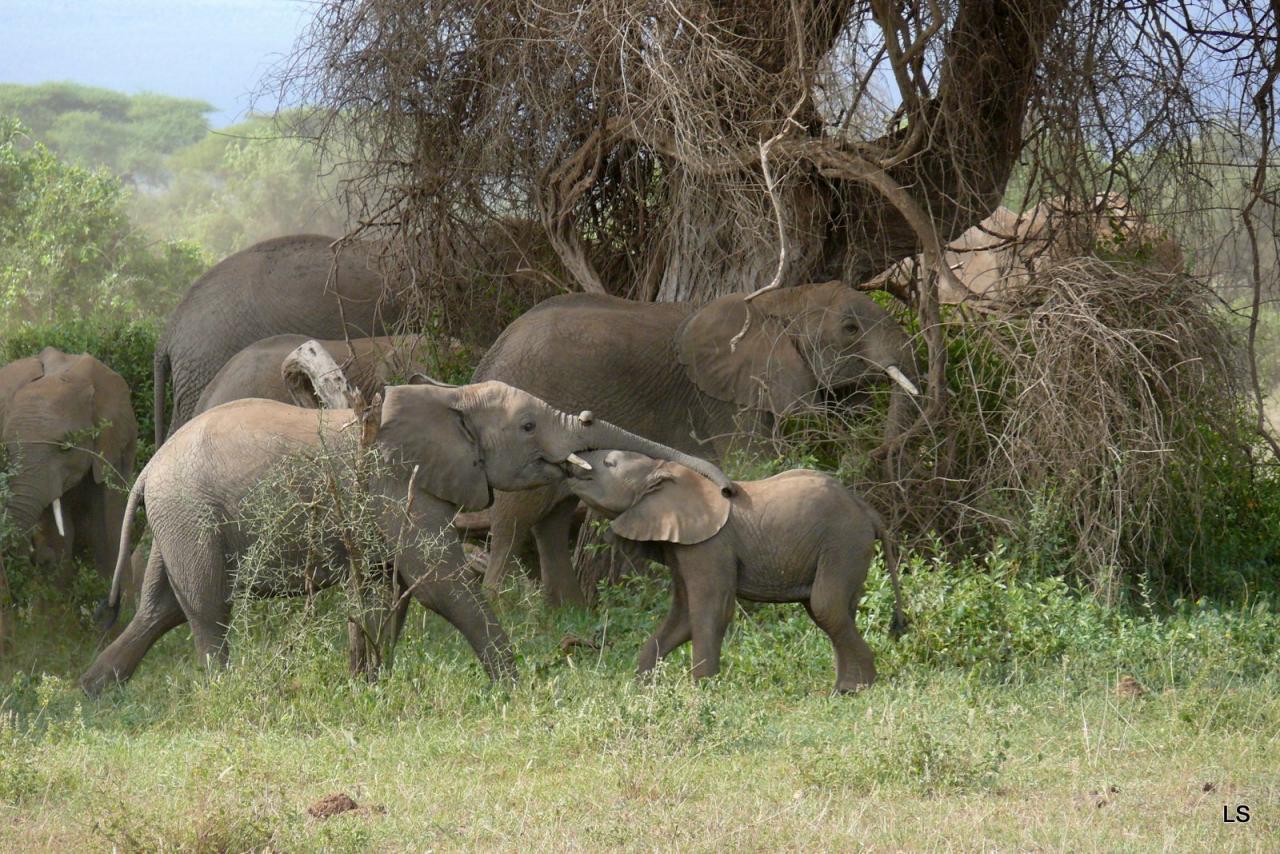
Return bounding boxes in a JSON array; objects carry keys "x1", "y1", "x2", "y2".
[
  {"x1": 643, "y1": 0, "x2": 1068, "y2": 305},
  {"x1": 654, "y1": 172, "x2": 833, "y2": 303}
]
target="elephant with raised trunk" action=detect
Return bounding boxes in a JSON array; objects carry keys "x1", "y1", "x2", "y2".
[
  {"x1": 473, "y1": 281, "x2": 920, "y2": 606},
  {"x1": 0, "y1": 348, "x2": 137, "y2": 645},
  {"x1": 80, "y1": 379, "x2": 730, "y2": 694},
  {"x1": 154, "y1": 235, "x2": 406, "y2": 443},
  {"x1": 564, "y1": 450, "x2": 906, "y2": 693}
]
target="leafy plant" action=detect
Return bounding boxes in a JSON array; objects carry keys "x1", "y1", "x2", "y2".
[{"x1": 0, "y1": 117, "x2": 206, "y2": 325}]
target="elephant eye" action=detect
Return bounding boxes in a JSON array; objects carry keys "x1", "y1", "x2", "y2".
[
  {"x1": 842, "y1": 316, "x2": 860, "y2": 333},
  {"x1": 521, "y1": 420, "x2": 535, "y2": 433}
]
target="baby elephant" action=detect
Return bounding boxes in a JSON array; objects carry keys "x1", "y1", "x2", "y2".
[{"x1": 566, "y1": 451, "x2": 906, "y2": 692}]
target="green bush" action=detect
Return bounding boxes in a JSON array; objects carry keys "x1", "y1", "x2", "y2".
[{"x1": 0, "y1": 116, "x2": 206, "y2": 325}]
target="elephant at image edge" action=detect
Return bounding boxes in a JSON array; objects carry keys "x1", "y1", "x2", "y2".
[
  {"x1": 0, "y1": 349, "x2": 137, "y2": 641},
  {"x1": 195, "y1": 334, "x2": 462, "y2": 414},
  {"x1": 563, "y1": 450, "x2": 906, "y2": 692},
  {"x1": 80, "y1": 380, "x2": 731, "y2": 694},
  {"x1": 154, "y1": 234, "x2": 405, "y2": 443},
  {"x1": 473, "y1": 281, "x2": 920, "y2": 606}
]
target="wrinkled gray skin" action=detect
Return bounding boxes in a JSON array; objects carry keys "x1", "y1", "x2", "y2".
[
  {"x1": 474, "y1": 281, "x2": 919, "y2": 606},
  {"x1": 0, "y1": 349, "x2": 137, "y2": 585},
  {"x1": 155, "y1": 235, "x2": 404, "y2": 443},
  {"x1": 79, "y1": 381, "x2": 730, "y2": 695},
  {"x1": 195, "y1": 334, "x2": 454, "y2": 413},
  {"x1": 564, "y1": 450, "x2": 906, "y2": 693}
]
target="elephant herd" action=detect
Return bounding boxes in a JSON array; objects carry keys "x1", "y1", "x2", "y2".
[{"x1": 2, "y1": 233, "x2": 919, "y2": 695}]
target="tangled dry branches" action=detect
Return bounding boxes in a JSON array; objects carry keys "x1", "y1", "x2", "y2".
[{"x1": 932, "y1": 260, "x2": 1244, "y2": 600}]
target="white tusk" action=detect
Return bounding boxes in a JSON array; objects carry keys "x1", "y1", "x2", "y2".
[
  {"x1": 566, "y1": 452, "x2": 593, "y2": 471},
  {"x1": 51, "y1": 497, "x2": 66, "y2": 538},
  {"x1": 885, "y1": 365, "x2": 920, "y2": 396}
]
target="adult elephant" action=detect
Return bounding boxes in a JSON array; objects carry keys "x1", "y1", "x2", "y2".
[
  {"x1": 0, "y1": 349, "x2": 137, "y2": 645},
  {"x1": 80, "y1": 379, "x2": 730, "y2": 694},
  {"x1": 473, "y1": 280, "x2": 920, "y2": 606},
  {"x1": 154, "y1": 234, "x2": 405, "y2": 443},
  {"x1": 195, "y1": 334, "x2": 461, "y2": 414}
]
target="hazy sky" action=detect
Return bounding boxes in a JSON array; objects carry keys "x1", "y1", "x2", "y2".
[{"x1": 0, "y1": 0, "x2": 314, "y2": 126}]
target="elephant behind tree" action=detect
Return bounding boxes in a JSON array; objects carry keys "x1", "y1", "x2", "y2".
[
  {"x1": 195, "y1": 334, "x2": 464, "y2": 414},
  {"x1": 870, "y1": 194, "x2": 1184, "y2": 305},
  {"x1": 563, "y1": 450, "x2": 906, "y2": 692},
  {"x1": 154, "y1": 234, "x2": 407, "y2": 443},
  {"x1": 0, "y1": 348, "x2": 137, "y2": 645},
  {"x1": 473, "y1": 281, "x2": 920, "y2": 606},
  {"x1": 80, "y1": 380, "x2": 731, "y2": 694}
]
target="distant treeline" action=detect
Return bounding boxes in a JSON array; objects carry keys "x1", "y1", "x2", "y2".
[{"x1": 0, "y1": 82, "x2": 347, "y2": 268}]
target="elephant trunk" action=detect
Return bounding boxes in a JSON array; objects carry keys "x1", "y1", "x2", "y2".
[
  {"x1": 2, "y1": 444, "x2": 62, "y2": 539},
  {"x1": 4, "y1": 482, "x2": 52, "y2": 543},
  {"x1": 560, "y1": 411, "x2": 736, "y2": 497}
]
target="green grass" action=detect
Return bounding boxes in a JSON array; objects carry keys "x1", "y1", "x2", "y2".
[{"x1": 2, "y1": 559, "x2": 1278, "y2": 851}]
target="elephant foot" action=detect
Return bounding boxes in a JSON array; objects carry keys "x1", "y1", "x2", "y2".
[
  {"x1": 542, "y1": 585, "x2": 588, "y2": 610},
  {"x1": 832, "y1": 679, "x2": 874, "y2": 696},
  {"x1": 79, "y1": 665, "x2": 124, "y2": 698}
]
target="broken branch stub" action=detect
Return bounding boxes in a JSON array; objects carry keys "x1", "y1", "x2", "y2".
[{"x1": 282, "y1": 340, "x2": 364, "y2": 410}]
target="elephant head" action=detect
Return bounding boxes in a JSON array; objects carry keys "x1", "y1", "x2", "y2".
[
  {"x1": 372, "y1": 378, "x2": 736, "y2": 511},
  {"x1": 675, "y1": 281, "x2": 920, "y2": 430},
  {"x1": 0, "y1": 348, "x2": 137, "y2": 555},
  {"x1": 565, "y1": 450, "x2": 732, "y2": 545}
]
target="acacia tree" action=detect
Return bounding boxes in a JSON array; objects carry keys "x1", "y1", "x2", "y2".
[
  {"x1": 278, "y1": 0, "x2": 1273, "y2": 385},
  {"x1": 280, "y1": 1, "x2": 1065, "y2": 296}
]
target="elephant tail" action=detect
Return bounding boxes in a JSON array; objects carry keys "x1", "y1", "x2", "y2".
[
  {"x1": 95, "y1": 467, "x2": 146, "y2": 631},
  {"x1": 874, "y1": 515, "x2": 908, "y2": 640},
  {"x1": 153, "y1": 345, "x2": 169, "y2": 446}
]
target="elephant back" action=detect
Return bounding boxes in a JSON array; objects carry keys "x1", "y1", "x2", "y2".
[
  {"x1": 474, "y1": 294, "x2": 709, "y2": 455},
  {"x1": 160, "y1": 235, "x2": 408, "y2": 436}
]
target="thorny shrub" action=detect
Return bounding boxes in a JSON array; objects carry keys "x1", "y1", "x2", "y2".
[{"x1": 229, "y1": 427, "x2": 453, "y2": 679}]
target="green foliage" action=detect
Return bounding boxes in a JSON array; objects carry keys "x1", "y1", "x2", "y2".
[
  {"x1": 0, "y1": 83, "x2": 212, "y2": 182},
  {"x1": 0, "y1": 117, "x2": 207, "y2": 324},
  {"x1": 0, "y1": 544, "x2": 1278, "y2": 846}
]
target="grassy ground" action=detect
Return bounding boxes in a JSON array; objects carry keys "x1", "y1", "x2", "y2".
[{"x1": 2, "y1": 562, "x2": 1278, "y2": 852}]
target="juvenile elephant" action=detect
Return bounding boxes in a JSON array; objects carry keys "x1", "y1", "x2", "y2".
[
  {"x1": 195, "y1": 334, "x2": 462, "y2": 413},
  {"x1": 563, "y1": 450, "x2": 906, "y2": 693},
  {"x1": 154, "y1": 235, "x2": 406, "y2": 443},
  {"x1": 80, "y1": 381, "x2": 731, "y2": 694},
  {"x1": 0, "y1": 349, "x2": 137, "y2": 641},
  {"x1": 474, "y1": 281, "x2": 920, "y2": 605}
]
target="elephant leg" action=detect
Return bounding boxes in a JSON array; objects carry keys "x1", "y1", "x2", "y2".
[
  {"x1": 806, "y1": 559, "x2": 875, "y2": 693},
  {"x1": 683, "y1": 565, "x2": 736, "y2": 680},
  {"x1": 483, "y1": 488, "x2": 550, "y2": 592},
  {"x1": 69, "y1": 478, "x2": 121, "y2": 584},
  {"x1": 532, "y1": 496, "x2": 586, "y2": 608},
  {"x1": 398, "y1": 538, "x2": 515, "y2": 684},
  {"x1": 163, "y1": 538, "x2": 232, "y2": 671},
  {"x1": 0, "y1": 556, "x2": 11, "y2": 656},
  {"x1": 79, "y1": 547, "x2": 187, "y2": 695},
  {"x1": 637, "y1": 572, "x2": 692, "y2": 676}
]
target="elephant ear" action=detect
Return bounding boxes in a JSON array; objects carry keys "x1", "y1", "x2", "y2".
[
  {"x1": 611, "y1": 462, "x2": 732, "y2": 545},
  {"x1": 675, "y1": 295, "x2": 815, "y2": 415},
  {"x1": 374, "y1": 384, "x2": 491, "y2": 511},
  {"x1": 63, "y1": 357, "x2": 138, "y2": 484}
]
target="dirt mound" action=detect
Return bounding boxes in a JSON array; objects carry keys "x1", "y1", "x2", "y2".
[{"x1": 307, "y1": 793, "x2": 368, "y2": 819}]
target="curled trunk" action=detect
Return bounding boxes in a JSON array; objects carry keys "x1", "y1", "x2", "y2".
[{"x1": 565, "y1": 412, "x2": 735, "y2": 496}]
